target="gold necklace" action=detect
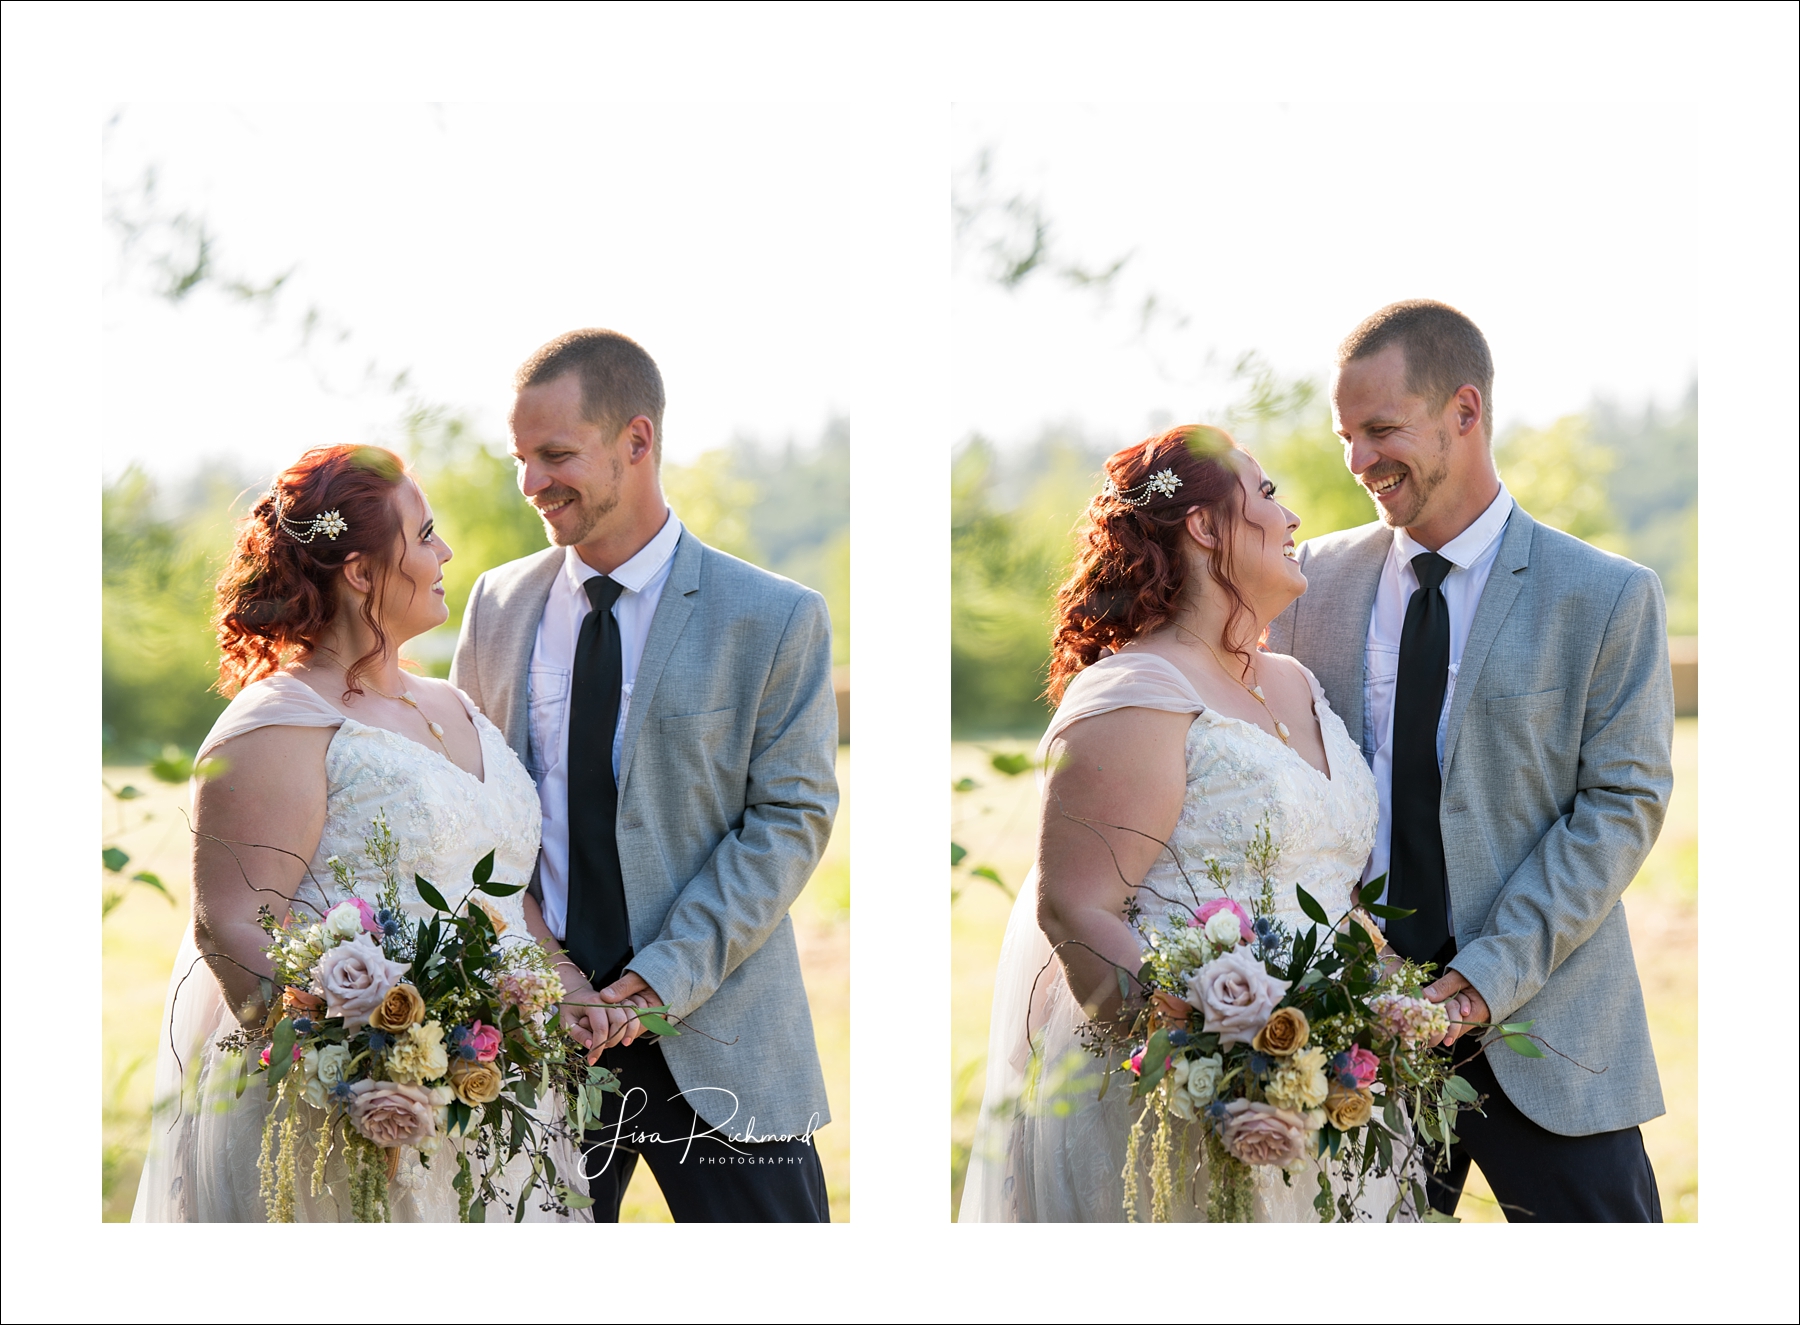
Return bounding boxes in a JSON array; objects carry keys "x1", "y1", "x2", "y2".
[
  {"x1": 361, "y1": 678, "x2": 450, "y2": 753},
  {"x1": 1178, "y1": 625, "x2": 1291, "y2": 746}
]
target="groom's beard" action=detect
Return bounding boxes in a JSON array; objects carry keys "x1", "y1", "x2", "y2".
[
  {"x1": 537, "y1": 465, "x2": 623, "y2": 546},
  {"x1": 1365, "y1": 427, "x2": 1452, "y2": 528}
]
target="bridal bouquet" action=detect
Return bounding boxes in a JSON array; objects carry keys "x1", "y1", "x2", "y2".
[
  {"x1": 1104, "y1": 821, "x2": 1541, "y2": 1224},
  {"x1": 223, "y1": 812, "x2": 647, "y2": 1222}
]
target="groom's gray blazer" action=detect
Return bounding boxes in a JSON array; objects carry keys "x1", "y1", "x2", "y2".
[
  {"x1": 1268, "y1": 506, "x2": 1671, "y2": 1137},
  {"x1": 451, "y1": 532, "x2": 837, "y2": 1138}
]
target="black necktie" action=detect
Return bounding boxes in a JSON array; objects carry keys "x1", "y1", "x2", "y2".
[
  {"x1": 1386, "y1": 551, "x2": 1455, "y2": 969},
  {"x1": 564, "y1": 574, "x2": 632, "y2": 988}
]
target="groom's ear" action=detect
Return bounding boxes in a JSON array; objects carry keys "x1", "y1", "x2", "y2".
[
  {"x1": 1184, "y1": 506, "x2": 1218, "y2": 550},
  {"x1": 621, "y1": 415, "x2": 657, "y2": 466}
]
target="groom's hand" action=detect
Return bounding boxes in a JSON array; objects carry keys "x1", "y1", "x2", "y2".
[
  {"x1": 1423, "y1": 969, "x2": 1490, "y2": 1048},
  {"x1": 597, "y1": 971, "x2": 666, "y2": 1050}
]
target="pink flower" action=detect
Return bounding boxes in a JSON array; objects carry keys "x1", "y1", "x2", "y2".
[
  {"x1": 1215, "y1": 1099, "x2": 1311, "y2": 1168},
  {"x1": 1187, "y1": 947, "x2": 1290, "y2": 1047},
  {"x1": 258, "y1": 1044, "x2": 303, "y2": 1068},
  {"x1": 1345, "y1": 1045, "x2": 1380, "y2": 1089},
  {"x1": 316, "y1": 933, "x2": 410, "y2": 1029},
  {"x1": 1194, "y1": 897, "x2": 1254, "y2": 944},
  {"x1": 460, "y1": 1020, "x2": 502, "y2": 1063},
  {"x1": 346, "y1": 1079, "x2": 439, "y2": 1149},
  {"x1": 1128, "y1": 1048, "x2": 1144, "y2": 1076}
]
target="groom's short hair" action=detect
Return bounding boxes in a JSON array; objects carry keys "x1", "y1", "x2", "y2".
[
  {"x1": 515, "y1": 329, "x2": 667, "y2": 464},
  {"x1": 1337, "y1": 300, "x2": 1495, "y2": 441}
]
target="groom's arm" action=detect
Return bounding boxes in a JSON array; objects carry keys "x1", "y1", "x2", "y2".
[
  {"x1": 1447, "y1": 566, "x2": 1673, "y2": 1023},
  {"x1": 623, "y1": 591, "x2": 839, "y2": 1021},
  {"x1": 448, "y1": 572, "x2": 486, "y2": 716}
]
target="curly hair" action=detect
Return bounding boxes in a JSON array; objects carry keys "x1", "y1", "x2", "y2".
[
  {"x1": 213, "y1": 444, "x2": 411, "y2": 698},
  {"x1": 1046, "y1": 425, "x2": 1262, "y2": 703}
]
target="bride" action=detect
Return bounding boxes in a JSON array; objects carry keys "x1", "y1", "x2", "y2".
[
  {"x1": 960, "y1": 425, "x2": 1416, "y2": 1222},
  {"x1": 133, "y1": 443, "x2": 597, "y2": 1222}
]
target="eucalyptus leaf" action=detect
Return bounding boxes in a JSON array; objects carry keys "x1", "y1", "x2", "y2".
[
  {"x1": 1442, "y1": 1074, "x2": 1480, "y2": 1105},
  {"x1": 514, "y1": 1170, "x2": 536, "y2": 1221},
  {"x1": 1137, "y1": 1028, "x2": 1171, "y2": 1096},
  {"x1": 1502, "y1": 1033, "x2": 1546, "y2": 1058},
  {"x1": 559, "y1": 1185, "x2": 595, "y2": 1210},
  {"x1": 468, "y1": 1198, "x2": 486, "y2": 1223},
  {"x1": 268, "y1": 1017, "x2": 297, "y2": 1089}
]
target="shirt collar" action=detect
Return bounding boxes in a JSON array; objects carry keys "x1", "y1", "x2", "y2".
[
  {"x1": 562, "y1": 509, "x2": 684, "y2": 595},
  {"x1": 1394, "y1": 483, "x2": 1513, "y2": 572}
]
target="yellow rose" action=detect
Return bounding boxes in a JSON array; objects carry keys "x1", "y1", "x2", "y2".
[
  {"x1": 369, "y1": 982, "x2": 426, "y2": 1032},
  {"x1": 1324, "y1": 1082, "x2": 1374, "y2": 1130},
  {"x1": 474, "y1": 899, "x2": 509, "y2": 935},
  {"x1": 1251, "y1": 1007, "x2": 1309, "y2": 1056},
  {"x1": 448, "y1": 1056, "x2": 503, "y2": 1107}
]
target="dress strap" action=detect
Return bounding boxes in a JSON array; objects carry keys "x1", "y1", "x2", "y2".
[
  {"x1": 196, "y1": 673, "x2": 346, "y2": 763},
  {"x1": 1038, "y1": 651, "x2": 1207, "y2": 761}
]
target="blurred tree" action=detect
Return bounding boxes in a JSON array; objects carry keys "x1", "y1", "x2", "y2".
[{"x1": 1496, "y1": 413, "x2": 1623, "y2": 549}]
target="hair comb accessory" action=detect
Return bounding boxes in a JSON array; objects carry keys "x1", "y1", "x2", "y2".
[
  {"x1": 270, "y1": 490, "x2": 349, "y2": 543},
  {"x1": 1102, "y1": 467, "x2": 1182, "y2": 507}
]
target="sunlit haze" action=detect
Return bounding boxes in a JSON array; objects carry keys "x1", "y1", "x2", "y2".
[
  {"x1": 954, "y1": 103, "x2": 1698, "y2": 449},
  {"x1": 103, "y1": 104, "x2": 856, "y2": 482}
]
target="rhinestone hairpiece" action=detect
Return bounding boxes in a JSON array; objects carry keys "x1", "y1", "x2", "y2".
[
  {"x1": 1102, "y1": 467, "x2": 1182, "y2": 507},
  {"x1": 271, "y1": 491, "x2": 349, "y2": 542}
]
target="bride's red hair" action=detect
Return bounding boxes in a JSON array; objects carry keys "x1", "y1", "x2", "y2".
[
  {"x1": 213, "y1": 444, "x2": 410, "y2": 698},
  {"x1": 1046, "y1": 425, "x2": 1261, "y2": 703}
]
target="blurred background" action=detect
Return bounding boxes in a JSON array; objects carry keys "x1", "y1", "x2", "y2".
[
  {"x1": 949, "y1": 104, "x2": 1698, "y2": 1220},
  {"x1": 101, "y1": 104, "x2": 850, "y2": 1221}
]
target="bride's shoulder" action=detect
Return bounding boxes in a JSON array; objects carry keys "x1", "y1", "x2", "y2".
[
  {"x1": 411, "y1": 674, "x2": 482, "y2": 720},
  {"x1": 1257, "y1": 650, "x2": 1332, "y2": 708}
]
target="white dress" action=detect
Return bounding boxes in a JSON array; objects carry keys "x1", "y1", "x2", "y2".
[
  {"x1": 131, "y1": 673, "x2": 579, "y2": 1222},
  {"x1": 959, "y1": 650, "x2": 1414, "y2": 1222}
]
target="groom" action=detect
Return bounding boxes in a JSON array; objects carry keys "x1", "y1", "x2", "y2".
[
  {"x1": 451, "y1": 329, "x2": 837, "y2": 1221},
  {"x1": 1268, "y1": 300, "x2": 1672, "y2": 1221}
]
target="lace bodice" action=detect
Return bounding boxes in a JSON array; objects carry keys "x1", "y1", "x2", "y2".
[{"x1": 1145, "y1": 666, "x2": 1377, "y2": 935}]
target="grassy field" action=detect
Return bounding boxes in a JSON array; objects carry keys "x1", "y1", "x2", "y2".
[
  {"x1": 950, "y1": 720, "x2": 1700, "y2": 1222},
  {"x1": 101, "y1": 748, "x2": 851, "y2": 1223}
]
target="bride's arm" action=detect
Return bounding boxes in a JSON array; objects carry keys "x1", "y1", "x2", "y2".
[
  {"x1": 517, "y1": 890, "x2": 611, "y2": 1061},
  {"x1": 190, "y1": 725, "x2": 333, "y2": 1025},
  {"x1": 1035, "y1": 706, "x2": 1190, "y2": 1024}
]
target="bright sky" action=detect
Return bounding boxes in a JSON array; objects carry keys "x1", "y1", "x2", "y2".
[
  {"x1": 954, "y1": 103, "x2": 1698, "y2": 449},
  {"x1": 103, "y1": 104, "x2": 857, "y2": 482}
]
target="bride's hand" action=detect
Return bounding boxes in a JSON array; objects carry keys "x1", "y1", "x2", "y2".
[{"x1": 1150, "y1": 992, "x2": 1194, "y2": 1029}]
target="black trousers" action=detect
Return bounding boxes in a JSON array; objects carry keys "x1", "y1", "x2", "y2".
[
  {"x1": 1426, "y1": 1041, "x2": 1662, "y2": 1222},
  {"x1": 580, "y1": 1037, "x2": 830, "y2": 1223}
]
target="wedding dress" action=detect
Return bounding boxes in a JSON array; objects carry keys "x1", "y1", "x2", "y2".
[
  {"x1": 131, "y1": 673, "x2": 583, "y2": 1222},
  {"x1": 959, "y1": 650, "x2": 1417, "y2": 1222}
]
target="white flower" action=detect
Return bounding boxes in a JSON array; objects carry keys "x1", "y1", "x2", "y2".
[
  {"x1": 322, "y1": 901, "x2": 367, "y2": 946},
  {"x1": 1168, "y1": 1058, "x2": 1191, "y2": 1090},
  {"x1": 1203, "y1": 910, "x2": 1244, "y2": 947},
  {"x1": 301, "y1": 1042, "x2": 352, "y2": 1108},
  {"x1": 1168, "y1": 1089, "x2": 1196, "y2": 1121},
  {"x1": 1187, "y1": 1053, "x2": 1224, "y2": 1107}
]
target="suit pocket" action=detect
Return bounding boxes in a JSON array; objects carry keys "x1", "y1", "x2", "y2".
[
  {"x1": 1486, "y1": 687, "x2": 1565, "y2": 716},
  {"x1": 660, "y1": 705, "x2": 738, "y2": 734}
]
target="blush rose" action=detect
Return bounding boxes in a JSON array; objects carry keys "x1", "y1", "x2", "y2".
[{"x1": 1187, "y1": 948, "x2": 1289, "y2": 1048}]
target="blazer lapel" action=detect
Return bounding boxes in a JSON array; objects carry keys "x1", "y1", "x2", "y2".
[
  {"x1": 1299, "y1": 526, "x2": 1389, "y2": 750},
  {"x1": 488, "y1": 550, "x2": 562, "y2": 766},
  {"x1": 616, "y1": 532, "x2": 702, "y2": 796},
  {"x1": 1440, "y1": 506, "x2": 1535, "y2": 775}
]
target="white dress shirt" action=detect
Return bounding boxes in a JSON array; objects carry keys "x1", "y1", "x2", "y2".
[
  {"x1": 1362, "y1": 485, "x2": 1514, "y2": 912},
  {"x1": 527, "y1": 511, "x2": 683, "y2": 941}
]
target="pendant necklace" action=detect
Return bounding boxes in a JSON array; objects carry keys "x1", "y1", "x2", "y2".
[
  {"x1": 1180, "y1": 626, "x2": 1291, "y2": 746},
  {"x1": 363, "y1": 678, "x2": 450, "y2": 754}
]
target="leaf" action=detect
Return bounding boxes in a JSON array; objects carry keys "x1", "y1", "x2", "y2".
[
  {"x1": 1497, "y1": 1020, "x2": 1536, "y2": 1034},
  {"x1": 102, "y1": 846, "x2": 130, "y2": 874},
  {"x1": 476, "y1": 880, "x2": 526, "y2": 897},
  {"x1": 149, "y1": 749, "x2": 195, "y2": 783},
  {"x1": 635, "y1": 1010, "x2": 679, "y2": 1037},
  {"x1": 268, "y1": 1018, "x2": 297, "y2": 1088},
  {"x1": 1116, "y1": 968, "x2": 1131, "y2": 1004},
  {"x1": 1502, "y1": 1033, "x2": 1546, "y2": 1058},
  {"x1": 1442, "y1": 1074, "x2": 1480, "y2": 1105},
  {"x1": 1421, "y1": 1209, "x2": 1462, "y2": 1223},
  {"x1": 1294, "y1": 884, "x2": 1330, "y2": 927},
  {"x1": 989, "y1": 752, "x2": 1031, "y2": 776},
  {"x1": 559, "y1": 1185, "x2": 595, "y2": 1210},
  {"x1": 414, "y1": 875, "x2": 451, "y2": 912},
  {"x1": 950, "y1": 841, "x2": 968, "y2": 866},
  {"x1": 472, "y1": 849, "x2": 496, "y2": 888},
  {"x1": 514, "y1": 1169, "x2": 536, "y2": 1221},
  {"x1": 468, "y1": 1198, "x2": 486, "y2": 1223},
  {"x1": 1360, "y1": 902, "x2": 1415, "y2": 920},
  {"x1": 1359, "y1": 872, "x2": 1387, "y2": 905},
  {"x1": 952, "y1": 778, "x2": 978, "y2": 793},
  {"x1": 1137, "y1": 1029, "x2": 1171, "y2": 1096},
  {"x1": 233, "y1": 1051, "x2": 251, "y2": 1099},
  {"x1": 1437, "y1": 1103, "x2": 1458, "y2": 1147},
  {"x1": 112, "y1": 784, "x2": 144, "y2": 801},
  {"x1": 131, "y1": 870, "x2": 175, "y2": 903}
]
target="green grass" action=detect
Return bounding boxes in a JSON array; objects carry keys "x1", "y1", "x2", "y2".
[
  {"x1": 102, "y1": 748, "x2": 852, "y2": 1223},
  {"x1": 949, "y1": 720, "x2": 1701, "y2": 1222}
]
